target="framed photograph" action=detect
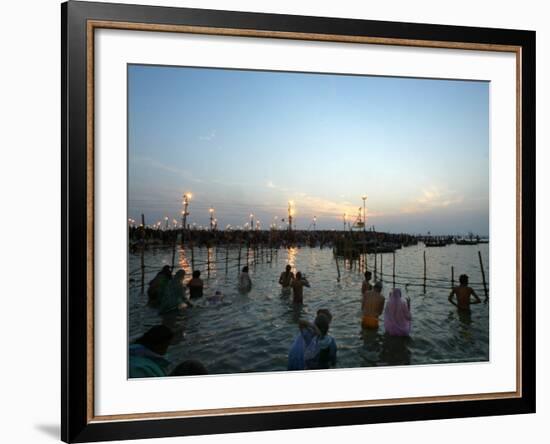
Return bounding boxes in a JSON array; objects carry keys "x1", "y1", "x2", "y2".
[{"x1": 62, "y1": 1, "x2": 535, "y2": 442}]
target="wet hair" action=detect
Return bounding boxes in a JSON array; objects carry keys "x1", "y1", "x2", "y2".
[
  {"x1": 374, "y1": 281, "x2": 383, "y2": 291},
  {"x1": 295, "y1": 272, "x2": 302, "y2": 280},
  {"x1": 364, "y1": 271, "x2": 372, "y2": 280},
  {"x1": 459, "y1": 274, "x2": 469, "y2": 285},
  {"x1": 286, "y1": 265, "x2": 292, "y2": 271},
  {"x1": 317, "y1": 308, "x2": 333, "y2": 323},
  {"x1": 161, "y1": 265, "x2": 172, "y2": 276},
  {"x1": 135, "y1": 325, "x2": 174, "y2": 354},
  {"x1": 314, "y1": 313, "x2": 330, "y2": 337},
  {"x1": 192, "y1": 270, "x2": 201, "y2": 279},
  {"x1": 242, "y1": 266, "x2": 249, "y2": 273},
  {"x1": 171, "y1": 360, "x2": 208, "y2": 376}
]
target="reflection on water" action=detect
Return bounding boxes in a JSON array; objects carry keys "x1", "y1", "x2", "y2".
[{"x1": 129, "y1": 243, "x2": 489, "y2": 375}]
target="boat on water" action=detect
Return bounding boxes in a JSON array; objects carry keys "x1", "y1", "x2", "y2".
[
  {"x1": 455, "y1": 239, "x2": 479, "y2": 245},
  {"x1": 424, "y1": 240, "x2": 448, "y2": 247}
]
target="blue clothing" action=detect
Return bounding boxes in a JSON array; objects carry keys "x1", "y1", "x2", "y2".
[
  {"x1": 288, "y1": 327, "x2": 337, "y2": 370},
  {"x1": 129, "y1": 344, "x2": 171, "y2": 378}
]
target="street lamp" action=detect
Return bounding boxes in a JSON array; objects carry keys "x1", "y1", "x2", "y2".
[
  {"x1": 361, "y1": 195, "x2": 368, "y2": 232},
  {"x1": 288, "y1": 201, "x2": 294, "y2": 231},
  {"x1": 209, "y1": 207, "x2": 215, "y2": 231},
  {"x1": 182, "y1": 192, "x2": 192, "y2": 230},
  {"x1": 249, "y1": 213, "x2": 254, "y2": 231}
]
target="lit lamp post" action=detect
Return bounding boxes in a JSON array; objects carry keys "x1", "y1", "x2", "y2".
[
  {"x1": 312, "y1": 216, "x2": 317, "y2": 231},
  {"x1": 209, "y1": 207, "x2": 215, "y2": 231},
  {"x1": 249, "y1": 213, "x2": 254, "y2": 231},
  {"x1": 288, "y1": 201, "x2": 294, "y2": 231},
  {"x1": 362, "y1": 195, "x2": 368, "y2": 232},
  {"x1": 182, "y1": 192, "x2": 192, "y2": 230},
  {"x1": 343, "y1": 213, "x2": 347, "y2": 231}
]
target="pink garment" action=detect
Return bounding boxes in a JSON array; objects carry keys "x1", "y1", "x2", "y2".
[{"x1": 384, "y1": 289, "x2": 412, "y2": 336}]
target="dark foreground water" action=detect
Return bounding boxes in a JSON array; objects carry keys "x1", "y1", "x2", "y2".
[{"x1": 128, "y1": 242, "x2": 489, "y2": 375}]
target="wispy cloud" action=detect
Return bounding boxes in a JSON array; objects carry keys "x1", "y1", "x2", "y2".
[
  {"x1": 132, "y1": 156, "x2": 204, "y2": 183},
  {"x1": 401, "y1": 186, "x2": 463, "y2": 214},
  {"x1": 199, "y1": 130, "x2": 217, "y2": 141}
]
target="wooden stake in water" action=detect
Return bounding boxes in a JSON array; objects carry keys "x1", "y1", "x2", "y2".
[
  {"x1": 423, "y1": 250, "x2": 427, "y2": 293},
  {"x1": 478, "y1": 250, "x2": 488, "y2": 300},
  {"x1": 225, "y1": 246, "x2": 229, "y2": 275},
  {"x1": 191, "y1": 243, "x2": 195, "y2": 271},
  {"x1": 237, "y1": 245, "x2": 242, "y2": 270},
  {"x1": 374, "y1": 253, "x2": 378, "y2": 281},
  {"x1": 140, "y1": 213, "x2": 145, "y2": 293},
  {"x1": 334, "y1": 249, "x2": 341, "y2": 282},
  {"x1": 392, "y1": 251, "x2": 396, "y2": 288},
  {"x1": 451, "y1": 265, "x2": 455, "y2": 289},
  {"x1": 380, "y1": 254, "x2": 383, "y2": 281}
]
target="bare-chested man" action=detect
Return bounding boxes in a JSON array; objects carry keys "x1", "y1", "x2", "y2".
[
  {"x1": 279, "y1": 265, "x2": 295, "y2": 292},
  {"x1": 448, "y1": 274, "x2": 481, "y2": 311},
  {"x1": 361, "y1": 281, "x2": 385, "y2": 329},
  {"x1": 361, "y1": 270, "x2": 373, "y2": 295},
  {"x1": 291, "y1": 272, "x2": 310, "y2": 304}
]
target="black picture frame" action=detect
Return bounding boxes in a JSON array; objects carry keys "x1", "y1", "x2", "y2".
[{"x1": 62, "y1": 1, "x2": 536, "y2": 442}]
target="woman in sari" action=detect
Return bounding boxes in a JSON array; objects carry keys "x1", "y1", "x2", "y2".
[{"x1": 384, "y1": 288, "x2": 412, "y2": 336}]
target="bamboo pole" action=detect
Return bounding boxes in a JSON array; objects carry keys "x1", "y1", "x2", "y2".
[
  {"x1": 237, "y1": 244, "x2": 242, "y2": 270},
  {"x1": 225, "y1": 246, "x2": 229, "y2": 275},
  {"x1": 451, "y1": 265, "x2": 455, "y2": 289},
  {"x1": 140, "y1": 213, "x2": 145, "y2": 293},
  {"x1": 374, "y1": 252, "x2": 378, "y2": 281},
  {"x1": 423, "y1": 250, "x2": 427, "y2": 293},
  {"x1": 207, "y1": 248, "x2": 211, "y2": 278},
  {"x1": 380, "y1": 254, "x2": 383, "y2": 282},
  {"x1": 478, "y1": 251, "x2": 488, "y2": 300},
  {"x1": 392, "y1": 251, "x2": 396, "y2": 288},
  {"x1": 334, "y1": 249, "x2": 341, "y2": 282},
  {"x1": 191, "y1": 243, "x2": 195, "y2": 271}
]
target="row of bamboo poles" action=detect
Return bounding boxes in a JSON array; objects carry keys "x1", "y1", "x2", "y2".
[{"x1": 332, "y1": 248, "x2": 489, "y2": 299}]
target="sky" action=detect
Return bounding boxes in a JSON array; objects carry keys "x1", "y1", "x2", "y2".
[{"x1": 128, "y1": 64, "x2": 489, "y2": 235}]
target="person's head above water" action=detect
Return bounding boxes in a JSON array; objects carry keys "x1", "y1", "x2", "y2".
[
  {"x1": 374, "y1": 281, "x2": 383, "y2": 292},
  {"x1": 192, "y1": 270, "x2": 201, "y2": 279},
  {"x1": 161, "y1": 265, "x2": 171, "y2": 276},
  {"x1": 364, "y1": 270, "x2": 372, "y2": 281},
  {"x1": 459, "y1": 274, "x2": 469, "y2": 285},
  {"x1": 135, "y1": 325, "x2": 174, "y2": 356},
  {"x1": 174, "y1": 269, "x2": 185, "y2": 280},
  {"x1": 314, "y1": 313, "x2": 331, "y2": 337},
  {"x1": 242, "y1": 266, "x2": 249, "y2": 273},
  {"x1": 286, "y1": 265, "x2": 292, "y2": 272},
  {"x1": 295, "y1": 271, "x2": 302, "y2": 280},
  {"x1": 317, "y1": 308, "x2": 333, "y2": 323}
]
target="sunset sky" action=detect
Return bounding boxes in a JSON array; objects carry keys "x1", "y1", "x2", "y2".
[{"x1": 128, "y1": 64, "x2": 489, "y2": 235}]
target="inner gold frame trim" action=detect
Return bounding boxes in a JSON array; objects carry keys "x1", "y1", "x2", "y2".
[{"x1": 86, "y1": 19, "x2": 523, "y2": 423}]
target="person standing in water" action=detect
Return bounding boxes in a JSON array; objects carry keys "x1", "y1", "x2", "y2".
[
  {"x1": 279, "y1": 265, "x2": 295, "y2": 293},
  {"x1": 291, "y1": 271, "x2": 310, "y2": 304},
  {"x1": 238, "y1": 266, "x2": 252, "y2": 292},
  {"x1": 159, "y1": 269, "x2": 191, "y2": 314},
  {"x1": 384, "y1": 288, "x2": 412, "y2": 336},
  {"x1": 361, "y1": 281, "x2": 385, "y2": 329},
  {"x1": 187, "y1": 270, "x2": 204, "y2": 299},
  {"x1": 361, "y1": 270, "x2": 373, "y2": 296},
  {"x1": 448, "y1": 274, "x2": 482, "y2": 311}
]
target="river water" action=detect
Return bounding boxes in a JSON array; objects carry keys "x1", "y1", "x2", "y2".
[{"x1": 128, "y1": 242, "x2": 489, "y2": 375}]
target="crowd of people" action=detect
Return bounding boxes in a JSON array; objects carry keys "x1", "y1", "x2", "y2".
[{"x1": 129, "y1": 263, "x2": 482, "y2": 378}]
